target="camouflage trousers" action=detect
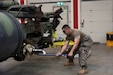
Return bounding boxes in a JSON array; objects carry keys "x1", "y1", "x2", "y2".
[{"x1": 67, "y1": 35, "x2": 93, "y2": 67}]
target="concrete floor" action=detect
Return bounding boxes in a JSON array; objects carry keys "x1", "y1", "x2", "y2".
[{"x1": 0, "y1": 44, "x2": 113, "y2": 75}]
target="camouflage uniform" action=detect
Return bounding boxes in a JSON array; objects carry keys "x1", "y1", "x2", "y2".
[{"x1": 65, "y1": 29, "x2": 93, "y2": 68}]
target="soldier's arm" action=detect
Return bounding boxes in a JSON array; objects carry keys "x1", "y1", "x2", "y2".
[
  {"x1": 56, "y1": 40, "x2": 69, "y2": 56},
  {"x1": 68, "y1": 36, "x2": 80, "y2": 56},
  {"x1": 60, "y1": 40, "x2": 69, "y2": 53}
]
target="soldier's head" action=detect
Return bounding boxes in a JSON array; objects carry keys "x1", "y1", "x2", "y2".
[{"x1": 62, "y1": 24, "x2": 72, "y2": 35}]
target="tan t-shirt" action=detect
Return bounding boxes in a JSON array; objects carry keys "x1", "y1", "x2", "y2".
[{"x1": 66, "y1": 29, "x2": 86, "y2": 42}]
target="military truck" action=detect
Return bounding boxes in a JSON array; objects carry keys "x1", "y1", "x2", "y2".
[{"x1": 0, "y1": 0, "x2": 63, "y2": 61}]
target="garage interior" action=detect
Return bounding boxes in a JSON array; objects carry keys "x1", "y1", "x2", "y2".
[{"x1": 0, "y1": 0, "x2": 113, "y2": 75}]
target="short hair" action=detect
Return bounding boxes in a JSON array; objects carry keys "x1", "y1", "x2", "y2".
[{"x1": 62, "y1": 24, "x2": 70, "y2": 29}]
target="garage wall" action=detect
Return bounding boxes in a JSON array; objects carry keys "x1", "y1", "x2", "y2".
[
  {"x1": 81, "y1": 0, "x2": 113, "y2": 43},
  {"x1": 23, "y1": 0, "x2": 113, "y2": 43}
]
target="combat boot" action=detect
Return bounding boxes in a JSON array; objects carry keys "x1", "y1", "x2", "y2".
[
  {"x1": 64, "y1": 62, "x2": 74, "y2": 66},
  {"x1": 78, "y1": 68, "x2": 88, "y2": 75}
]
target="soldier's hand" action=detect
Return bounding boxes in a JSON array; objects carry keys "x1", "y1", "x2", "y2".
[
  {"x1": 68, "y1": 52, "x2": 73, "y2": 56},
  {"x1": 55, "y1": 52, "x2": 62, "y2": 56}
]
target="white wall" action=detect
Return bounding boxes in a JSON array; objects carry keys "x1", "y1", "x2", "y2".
[{"x1": 81, "y1": 0, "x2": 113, "y2": 43}]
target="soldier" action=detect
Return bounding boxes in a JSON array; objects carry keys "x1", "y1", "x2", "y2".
[{"x1": 56, "y1": 24, "x2": 93, "y2": 75}]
